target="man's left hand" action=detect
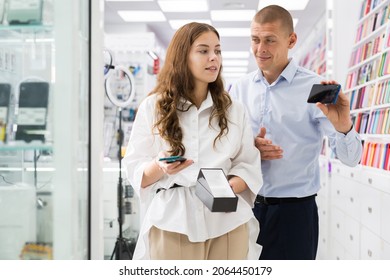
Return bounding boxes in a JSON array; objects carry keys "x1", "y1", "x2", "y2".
[{"x1": 315, "y1": 80, "x2": 353, "y2": 134}]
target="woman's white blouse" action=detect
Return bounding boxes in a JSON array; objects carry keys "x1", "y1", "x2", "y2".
[{"x1": 123, "y1": 92, "x2": 263, "y2": 259}]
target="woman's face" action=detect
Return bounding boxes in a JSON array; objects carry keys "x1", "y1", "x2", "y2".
[{"x1": 188, "y1": 31, "x2": 222, "y2": 88}]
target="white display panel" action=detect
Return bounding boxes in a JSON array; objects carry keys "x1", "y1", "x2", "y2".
[
  {"x1": 16, "y1": 108, "x2": 47, "y2": 125},
  {"x1": 0, "y1": 185, "x2": 36, "y2": 259},
  {"x1": 0, "y1": 107, "x2": 7, "y2": 121}
]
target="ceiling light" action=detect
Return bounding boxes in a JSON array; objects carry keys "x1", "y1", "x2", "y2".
[
  {"x1": 222, "y1": 51, "x2": 250, "y2": 59},
  {"x1": 223, "y1": 60, "x2": 249, "y2": 66},
  {"x1": 223, "y1": 72, "x2": 246, "y2": 77},
  {"x1": 217, "y1": 28, "x2": 251, "y2": 37},
  {"x1": 106, "y1": 0, "x2": 153, "y2": 2},
  {"x1": 117, "y1": 10, "x2": 166, "y2": 22},
  {"x1": 158, "y1": 0, "x2": 208, "y2": 12},
  {"x1": 169, "y1": 19, "x2": 211, "y2": 30},
  {"x1": 223, "y1": 67, "x2": 248, "y2": 72},
  {"x1": 211, "y1": 10, "x2": 256, "y2": 21},
  {"x1": 258, "y1": 0, "x2": 309, "y2": 11}
]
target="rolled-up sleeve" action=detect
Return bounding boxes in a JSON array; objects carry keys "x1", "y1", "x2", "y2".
[
  {"x1": 228, "y1": 105, "x2": 263, "y2": 206},
  {"x1": 122, "y1": 96, "x2": 159, "y2": 196},
  {"x1": 319, "y1": 116, "x2": 363, "y2": 167},
  {"x1": 332, "y1": 129, "x2": 363, "y2": 167}
]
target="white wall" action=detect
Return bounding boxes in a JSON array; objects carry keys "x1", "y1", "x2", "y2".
[{"x1": 331, "y1": 0, "x2": 361, "y2": 84}]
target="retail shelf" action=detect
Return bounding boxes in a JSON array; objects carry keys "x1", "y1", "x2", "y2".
[{"x1": 0, "y1": 142, "x2": 53, "y2": 151}]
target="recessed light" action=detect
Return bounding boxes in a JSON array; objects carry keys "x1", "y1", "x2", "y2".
[
  {"x1": 223, "y1": 60, "x2": 249, "y2": 66},
  {"x1": 223, "y1": 72, "x2": 246, "y2": 77},
  {"x1": 106, "y1": 0, "x2": 153, "y2": 2},
  {"x1": 222, "y1": 51, "x2": 250, "y2": 59},
  {"x1": 169, "y1": 19, "x2": 211, "y2": 30},
  {"x1": 223, "y1": 67, "x2": 248, "y2": 72},
  {"x1": 258, "y1": 0, "x2": 309, "y2": 11},
  {"x1": 117, "y1": 10, "x2": 166, "y2": 22},
  {"x1": 211, "y1": 10, "x2": 256, "y2": 21},
  {"x1": 158, "y1": 0, "x2": 208, "y2": 12},
  {"x1": 217, "y1": 28, "x2": 251, "y2": 37}
]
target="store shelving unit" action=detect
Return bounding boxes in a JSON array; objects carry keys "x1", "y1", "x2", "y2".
[
  {"x1": 298, "y1": 25, "x2": 328, "y2": 78},
  {"x1": 296, "y1": 0, "x2": 340, "y2": 260},
  {"x1": 0, "y1": 22, "x2": 55, "y2": 259},
  {"x1": 320, "y1": 0, "x2": 390, "y2": 259},
  {"x1": 297, "y1": 0, "x2": 390, "y2": 260},
  {"x1": 345, "y1": 0, "x2": 390, "y2": 172}
]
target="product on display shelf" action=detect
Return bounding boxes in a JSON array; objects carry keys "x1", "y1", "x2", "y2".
[
  {"x1": 345, "y1": 0, "x2": 390, "y2": 171},
  {"x1": 7, "y1": 0, "x2": 43, "y2": 25},
  {"x1": 0, "y1": 0, "x2": 5, "y2": 24},
  {"x1": 20, "y1": 242, "x2": 53, "y2": 260},
  {"x1": 0, "y1": 83, "x2": 11, "y2": 142},
  {"x1": 15, "y1": 81, "x2": 49, "y2": 143}
]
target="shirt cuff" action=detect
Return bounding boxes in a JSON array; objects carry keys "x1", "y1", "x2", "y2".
[{"x1": 335, "y1": 126, "x2": 360, "y2": 143}]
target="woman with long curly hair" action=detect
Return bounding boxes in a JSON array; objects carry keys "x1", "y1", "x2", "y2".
[{"x1": 123, "y1": 22, "x2": 262, "y2": 260}]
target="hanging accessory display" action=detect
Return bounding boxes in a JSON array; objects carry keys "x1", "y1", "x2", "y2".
[
  {"x1": 104, "y1": 64, "x2": 136, "y2": 108},
  {"x1": 0, "y1": 0, "x2": 5, "y2": 23},
  {"x1": 103, "y1": 49, "x2": 114, "y2": 76}
]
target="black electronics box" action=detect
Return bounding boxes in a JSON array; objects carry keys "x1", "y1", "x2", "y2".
[
  {"x1": 195, "y1": 168, "x2": 238, "y2": 212},
  {"x1": 0, "y1": 83, "x2": 11, "y2": 120},
  {"x1": 0, "y1": 83, "x2": 11, "y2": 142},
  {"x1": 15, "y1": 81, "x2": 49, "y2": 143}
]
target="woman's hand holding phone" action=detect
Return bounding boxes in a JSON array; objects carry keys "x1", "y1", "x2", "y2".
[
  {"x1": 159, "y1": 155, "x2": 187, "y2": 163},
  {"x1": 155, "y1": 152, "x2": 194, "y2": 175}
]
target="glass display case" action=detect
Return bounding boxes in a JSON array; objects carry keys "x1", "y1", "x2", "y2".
[{"x1": 0, "y1": 0, "x2": 97, "y2": 259}]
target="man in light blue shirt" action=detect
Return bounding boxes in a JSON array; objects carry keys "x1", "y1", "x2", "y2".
[{"x1": 229, "y1": 5, "x2": 362, "y2": 260}]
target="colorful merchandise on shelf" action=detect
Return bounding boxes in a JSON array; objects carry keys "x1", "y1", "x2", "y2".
[{"x1": 346, "y1": 0, "x2": 390, "y2": 171}]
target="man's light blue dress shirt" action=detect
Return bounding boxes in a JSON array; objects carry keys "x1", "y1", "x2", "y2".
[{"x1": 229, "y1": 58, "x2": 362, "y2": 197}]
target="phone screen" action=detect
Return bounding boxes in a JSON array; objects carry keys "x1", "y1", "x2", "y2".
[{"x1": 307, "y1": 84, "x2": 341, "y2": 104}]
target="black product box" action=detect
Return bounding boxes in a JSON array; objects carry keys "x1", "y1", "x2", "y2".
[
  {"x1": 195, "y1": 168, "x2": 238, "y2": 212},
  {"x1": 15, "y1": 81, "x2": 49, "y2": 143},
  {"x1": 0, "y1": 83, "x2": 11, "y2": 142}
]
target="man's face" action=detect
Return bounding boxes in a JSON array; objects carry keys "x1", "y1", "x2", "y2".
[{"x1": 250, "y1": 20, "x2": 296, "y2": 76}]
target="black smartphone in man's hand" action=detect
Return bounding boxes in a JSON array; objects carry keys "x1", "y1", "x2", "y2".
[{"x1": 307, "y1": 84, "x2": 341, "y2": 104}]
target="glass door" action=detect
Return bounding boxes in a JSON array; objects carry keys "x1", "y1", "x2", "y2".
[{"x1": 0, "y1": 0, "x2": 92, "y2": 259}]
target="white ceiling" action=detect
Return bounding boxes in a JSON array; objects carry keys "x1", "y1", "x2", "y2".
[{"x1": 104, "y1": 0, "x2": 326, "y2": 75}]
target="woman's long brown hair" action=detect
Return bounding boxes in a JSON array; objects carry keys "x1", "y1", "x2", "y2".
[{"x1": 150, "y1": 22, "x2": 232, "y2": 156}]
